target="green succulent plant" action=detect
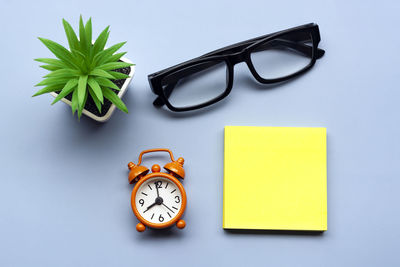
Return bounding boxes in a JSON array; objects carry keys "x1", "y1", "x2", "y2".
[{"x1": 33, "y1": 16, "x2": 133, "y2": 118}]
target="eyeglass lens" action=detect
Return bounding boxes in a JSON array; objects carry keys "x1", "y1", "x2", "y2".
[
  {"x1": 250, "y1": 32, "x2": 313, "y2": 79},
  {"x1": 161, "y1": 60, "x2": 228, "y2": 109}
]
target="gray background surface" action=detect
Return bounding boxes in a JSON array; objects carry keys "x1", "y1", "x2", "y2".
[{"x1": 1, "y1": 0, "x2": 400, "y2": 266}]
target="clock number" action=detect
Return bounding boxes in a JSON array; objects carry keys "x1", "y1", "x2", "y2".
[
  {"x1": 139, "y1": 199, "x2": 144, "y2": 207},
  {"x1": 155, "y1": 181, "x2": 162, "y2": 189},
  {"x1": 159, "y1": 214, "x2": 164, "y2": 222},
  {"x1": 175, "y1": 196, "x2": 180, "y2": 203}
]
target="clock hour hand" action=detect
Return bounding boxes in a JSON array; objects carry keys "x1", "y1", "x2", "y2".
[
  {"x1": 162, "y1": 203, "x2": 175, "y2": 213},
  {"x1": 143, "y1": 202, "x2": 157, "y2": 213},
  {"x1": 143, "y1": 195, "x2": 163, "y2": 213}
]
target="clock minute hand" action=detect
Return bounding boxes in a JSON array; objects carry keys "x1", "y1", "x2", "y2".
[
  {"x1": 155, "y1": 183, "x2": 160, "y2": 198},
  {"x1": 162, "y1": 203, "x2": 175, "y2": 213}
]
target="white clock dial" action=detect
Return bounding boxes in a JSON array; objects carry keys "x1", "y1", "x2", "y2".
[{"x1": 135, "y1": 177, "x2": 183, "y2": 224}]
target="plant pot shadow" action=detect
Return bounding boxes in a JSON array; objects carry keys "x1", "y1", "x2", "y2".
[{"x1": 48, "y1": 86, "x2": 138, "y2": 157}]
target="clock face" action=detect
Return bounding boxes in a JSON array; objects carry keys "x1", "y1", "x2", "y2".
[{"x1": 134, "y1": 176, "x2": 183, "y2": 225}]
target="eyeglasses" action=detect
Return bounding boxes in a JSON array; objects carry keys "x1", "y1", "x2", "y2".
[{"x1": 148, "y1": 23, "x2": 325, "y2": 112}]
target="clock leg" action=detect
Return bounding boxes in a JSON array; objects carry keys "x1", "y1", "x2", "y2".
[
  {"x1": 136, "y1": 223, "x2": 146, "y2": 232},
  {"x1": 176, "y1": 219, "x2": 186, "y2": 229}
]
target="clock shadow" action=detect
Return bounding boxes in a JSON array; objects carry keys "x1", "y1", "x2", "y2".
[
  {"x1": 134, "y1": 227, "x2": 185, "y2": 240},
  {"x1": 224, "y1": 229, "x2": 324, "y2": 236}
]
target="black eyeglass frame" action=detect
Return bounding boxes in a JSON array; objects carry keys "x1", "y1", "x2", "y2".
[{"x1": 148, "y1": 23, "x2": 325, "y2": 112}]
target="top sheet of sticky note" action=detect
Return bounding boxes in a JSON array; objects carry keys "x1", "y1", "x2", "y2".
[{"x1": 223, "y1": 126, "x2": 327, "y2": 231}]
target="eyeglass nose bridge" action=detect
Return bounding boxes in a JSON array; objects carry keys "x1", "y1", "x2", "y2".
[{"x1": 227, "y1": 51, "x2": 247, "y2": 65}]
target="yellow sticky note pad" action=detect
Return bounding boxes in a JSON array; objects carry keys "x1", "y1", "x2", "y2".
[{"x1": 223, "y1": 126, "x2": 327, "y2": 231}]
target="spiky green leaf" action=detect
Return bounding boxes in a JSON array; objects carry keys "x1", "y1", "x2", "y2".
[
  {"x1": 32, "y1": 84, "x2": 64, "y2": 96},
  {"x1": 69, "y1": 49, "x2": 88, "y2": 73},
  {"x1": 44, "y1": 69, "x2": 80, "y2": 78},
  {"x1": 89, "y1": 68, "x2": 115, "y2": 79},
  {"x1": 35, "y1": 77, "x2": 71, "y2": 87},
  {"x1": 102, "y1": 87, "x2": 128, "y2": 113},
  {"x1": 70, "y1": 48, "x2": 88, "y2": 70},
  {"x1": 85, "y1": 18, "x2": 92, "y2": 45},
  {"x1": 37, "y1": 38, "x2": 77, "y2": 69},
  {"x1": 71, "y1": 88, "x2": 78, "y2": 115},
  {"x1": 107, "y1": 71, "x2": 130, "y2": 80},
  {"x1": 87, "y1": 78, "x2": 103, "y2": 101},
  {"x1": 35, "y1": 58, "x2": 69, "y2": 69},
  {"x1": 94, "y1": 77, "x2": 120, "y2": 90},
  {"x1": 71, "y1": 48, "x2": 86, "y2": 59},
  {"x1": 85, "y1": 18, "x2": 93, "y2": 60},
  {"x1": 97, "y1": 62, "x2": 133, "y2": 71},
  {"x1": 106, "y1": 52, "x2": 126, "y2": 63},
  {"x1": 77, "y1": 87, "x2": 88, "y2": 119},
  {"x1": 79, "y1": 15, "x2": 88, "y2": 53},
  {"x1": 94, "y1": 42, "x2": 126, "y2": 65},
  {"x1": 51, "y1": 78, "x2": 78, "y2": 104},
  {"x1": 77, "y1": 75, "x2": 88, "y2": 108},
  {"x1": 40, "y1": 65, "x2": 61, "y2": 71},
  {"x1": 62, "y1": 19, "x2": 79, "y2": 51},
  {"x1": 87, "y1": 77, "x2": 103, "y2": 104},
  {"x1": 93, "y1": 26, "x2": 109, "y2": 55},
  {"x1": 88, "y1": 87, "x2": 102, "y2": 113}
]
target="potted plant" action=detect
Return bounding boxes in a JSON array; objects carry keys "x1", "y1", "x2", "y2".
[{"x1": 33, "y1": 16, "x2": 135, "y2": 122}]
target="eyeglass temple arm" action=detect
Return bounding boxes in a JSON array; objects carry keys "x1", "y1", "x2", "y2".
[
  {"x1": 153, "y1": 40, "x2": 324, "y2": 107},
  {"x1": 200, "y1": 36, "x2": 325, "y2": 59},
  {"x1": 254, "y1": 39, "x2": 325, "y2": 59}
]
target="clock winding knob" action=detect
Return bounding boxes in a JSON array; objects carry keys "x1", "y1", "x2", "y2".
[{"x1": 151, "y1": 164, "x2": 161, "y2": 173}]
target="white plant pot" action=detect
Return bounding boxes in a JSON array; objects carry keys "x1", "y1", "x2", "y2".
[{"x1": 50, "y1": 57, "x2": 135, "y2": 122}]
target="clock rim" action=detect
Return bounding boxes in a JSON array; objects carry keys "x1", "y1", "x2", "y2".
[{"x1": 131, "y1": 172, "x2": 187, "y2": 229}]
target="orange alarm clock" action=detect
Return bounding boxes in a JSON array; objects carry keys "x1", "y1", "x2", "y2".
[{"x1": 127, "y1": 149, "x2": 187, "y2": 232}]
